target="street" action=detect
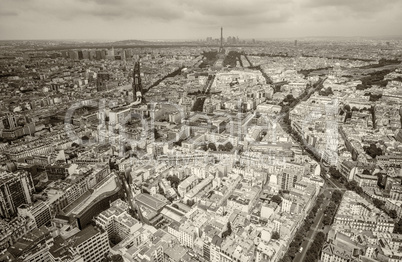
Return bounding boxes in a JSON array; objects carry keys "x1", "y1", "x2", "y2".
[
  {"x1": 270, "y1": 76, "x2": 342, "y2": 262},
  {"x1": 293, "y1": 186, "x2": 333, "y2": 262}
]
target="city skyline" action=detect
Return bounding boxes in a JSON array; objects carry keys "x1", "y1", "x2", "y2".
[
  {"x1": 0, "y1": 0, "x2": 402, "y2": 40},
  {"x1": 2, "y1": 1, "x2": 402, "y2": 262}
]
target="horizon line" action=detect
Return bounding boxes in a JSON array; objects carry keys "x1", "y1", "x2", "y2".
[{"x1": 1, "y1": 35, "x2": 402, "y2": 42}]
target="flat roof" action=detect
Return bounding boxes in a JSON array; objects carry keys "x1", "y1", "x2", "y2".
[
  {"x1": 70, "y1": 225, "x2": 101, "y2": 247},
  {"x1": 135, "y1": 193, "x2": 166, "y2": 211}
]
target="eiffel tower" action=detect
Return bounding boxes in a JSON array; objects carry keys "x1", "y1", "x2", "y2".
[{"x1": 218, "y1": 27, "x2": 225, "y2": 54}]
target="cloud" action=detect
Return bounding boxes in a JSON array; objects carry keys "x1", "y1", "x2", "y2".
[
  {"x1": 78, "y1": 0, "x2": 184, "y2": 21},
  {"x1": 0, "y1": 10, "x2": 18, "y2": 16},
  {"x1": 304, "y1": 0, "x2": 401, "y2": 14},
  {"x1": 0, "y1": 0, "x2": 401, "y2": 39},
  {"x1": 75, "y1": 0, "x2": 294, "y2": 26},
  {"x1": 0, "y1": 0, "x2": 185, "y2": 21},
  {"x1": 181, "y1": 0, "x2": 295, "y2": 28},
  {"x1": 185, "y1": 0, "x2": 289, "y2": 17}
]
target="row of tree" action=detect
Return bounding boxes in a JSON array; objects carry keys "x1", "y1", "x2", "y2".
[
  {"x1": 363, "y1": 143, "x2": 383, "y2": 159},
  {"x1": 279, "y1": 194, "x2": 325, "y2": 261},
  {"x1": 281, "y1": 78, "x2": 325, "y2": 133},
  {"x1": 166, "y1": 175, "x2": 180, "y2": 189},
  {"x1": 303, "y1": 232, "x2": 326, "y2": 262},
  {"x1": 271, "y1": 194, "x2": 282, "y2": 205},
  {"x1": 356, "y1": 69, "x2": 393, "y2": 90},
  {"x1": 304, "y1": 191, "x2": 343, "y2": 261},
  {"x1": 322, "y1": 190, "x2": 343, "y2": 226},
  {"x1": 342, "y1": 104, "x2": 375, "y2": 124},
  {"x1": 223, "y1": 51, "x2": 242, "y2": 68},
  {"x1": 329, "y1": 166, "x2": 400, "y2": 221},
  {"x1": 394, "y1": 218, "x2": 402, "y2": 234},
  {"x1": 199, "y1": 142, "x2": 234, "y2": 152},
  {"x1": 358, "y1": 58, "x2": 401, "y2": 69},
  {"x1": 298, "y1": 67, "x2": 330, "y2": 77},
  {"x1": 289, "y1": 127, "x2": 321, "y2": 162},
  {"x1": 222, "y1": 222, "x2": 232, "y2": 239},
  {"x1": 329, "y1": 167, "x2": 365, "y2": 194},
  {"x1": 256, "y1": 65, "x2": 274, "y2": 84},
  {"x1": 319, "y1": 87, "x2": 334, "y2": 96},
  {"x1": 103, "y1": 254, "x2": 124, "y2": 262},
  {"x1": 279, "y1": 94, "x2": 297, "y2": 107},
  {"x1": 250, "y1": 52, "x2": 289, "y2": 58},
  {"x1": 199, "y1": 51, "x2": 218, "y2": 68},
  {"x1": 191, "y1": 97, "x2": 206, "y2": 112},
  {"x1": 364, "y1": 92, "x2": 383, "y2": 102},
  {"x1": 186, "y1": 199, "x2": 195, "y2": 207},
  {"x1": 272, "y1": 231, "x2": 280, "y2": 240}
]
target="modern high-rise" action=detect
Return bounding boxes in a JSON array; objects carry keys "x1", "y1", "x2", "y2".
[
  {"x1": 0, "y1": 171, "x2": 34, "y2": 218},
  {"x1": 68, "y1": 50, "x2": 79, "y2": 60},
  {"x1": 94, "y1": 199, "x2": 141, "y2": 246},
  {"x1": 277, "y1": 170, "x2": 301, "y2": 191},
  {"x1": 210, "y1": 235, "x2": 222, "y2": 262},
  {"x1": 17, "y1": 201, "x2": 52, "y2": 229},
  {"x1": 96, "y1": 72, "x2": 111, "y2": 92},
  {"x1": 71, "y1": 225, "x2": 110, "y2": 262},
  {"x1": 2, "y1": 114, "x2": 17, "y2": 129}
]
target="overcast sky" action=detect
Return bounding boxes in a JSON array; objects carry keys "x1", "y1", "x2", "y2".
[{"x1": 0, "y1": 0, "x2": 401, "y2": 40}]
